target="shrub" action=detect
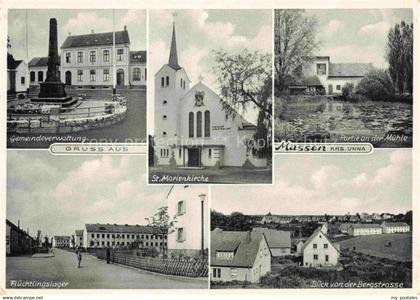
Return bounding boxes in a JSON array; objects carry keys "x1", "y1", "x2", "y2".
[
  {"x1": 341, "y1": 82, "x2": 354, "y2": 100},
  {"x1": 355, "y1": 69, "x2": 394, "y2": 101}
]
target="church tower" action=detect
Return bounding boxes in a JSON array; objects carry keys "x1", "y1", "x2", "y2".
[{"x1": 154, "y1": 20, "x2": 190, "y2": 165}]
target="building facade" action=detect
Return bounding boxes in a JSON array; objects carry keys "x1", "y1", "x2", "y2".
[
  {"x1": 52, "y1": 235, "x2": 71, "y2": 248},
  {"x1": 6, "y1": 219, "x2": 35, "y2": 256},
  {"x1": 167, "y1": 185, "x2": 209, "y2": 257},
  {"x1": 348, "y1": 224, "x2": 382, "y2": 236},
  {"x1": 83, "y1": 223, "x2": 166, "y2": 250},
  {"x1": 211, "y1": 229, "x2": 271, "y2": 283},
  {"x1": 381, "y1": 222, "x2": 410, "y2": 234},
  {"x1": 289, "y1": 56, "x2": 372, "y2": 95},
  {"x1": 252, "y1": 228, "x2": 291, "y2": 257},
  {"x1": 59, "y1": 28, "x2": 146, "y2": 88},
  {"x1": 28, "y1": 57, "x2": 61, "y2": 87},
  {"x1": 7, "y1": 53, "x2": 28, "y2": 95},
  {"x1": 75, "y1": 229, "x2": 84, "y2": 248},
  {"x1": 302, "y1": 228, "x2": 340, "y2": 268},
  {"x1": 154, "y1": 23, "x2": 266, "y2": 168}
]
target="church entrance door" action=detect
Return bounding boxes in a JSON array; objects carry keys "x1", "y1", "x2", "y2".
[{"x1": 188, "y1": 148, "x2": 200, "y2": 167}]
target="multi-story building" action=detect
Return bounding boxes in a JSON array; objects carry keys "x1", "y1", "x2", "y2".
[
  {"x1": 381, "y1": 222, "x2": 410, "y2": 234},
  {"x1": 167, "y1": 185, "x2": 209, "y2": 257},
  {"x1": 154, "y1": 22, "x2": 266, "y2": 168},
  {"x1": 348, "y1": 223, "x2": 382, "y2": 236},
  {"x1": 59, "y1": 27, "x2": 146, "y2": 88},
  {"x1": 6, "y1": 219, "x2": 36, "y2": 256},
  {"x1": 211, "y1": 229, "x2": 271, "y2": 283},
  {"x1": 83, "y1": 223, "x2": 166, "y2": 250},
  {"x1": 302, "y1": 227, "x2": 340, "y2": 268},
  {"x1": 75, "y1": 229, "x2": 84, "y2": 248},
  {"x1": 52, "y1": 235, "x2": 71, "y2": 248}
]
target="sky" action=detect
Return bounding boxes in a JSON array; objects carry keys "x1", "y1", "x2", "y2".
[
  {"x1": 7, "y1": 9, "x2": 146, "y2": 61},
  {"x1": 307, "y1": 9, "x2": 413, "y2": 67},
  {"x1": 212, "y1": 149, "x2": 412, "y2": 216},
  {"x1": 148, "y1": 9, "x2": 272, "y2": 133},
  {"x1": 7, "y1": 152, "x2": 170, "y2": 238}
]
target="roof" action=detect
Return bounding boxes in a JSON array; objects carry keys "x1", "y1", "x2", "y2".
[
  {"x1": 168, "y1": 22, "x2": 181, "y2": 70},
  {"x1": 129, "y1": 51, "x2": 146, "y2": 64},
  {"x1": 75, "y1": 230, "x2": 84, "y2": 236},
  {"x1": 85, "y1": 223, "x2": 163, "y2": 234},
  {"x1": 350, "y1": 223, "x2": 381, "y2": 229},
  {"x1": 290, "y1": 75, "x2": 323, "y2": 87},
  {"x1": 53, "y1": 235, "x2": 71, "y2": 239},
  {"x1": 211, "y1": 229, "x2": 268, "y2": 268},
  {"x1": 252, "y1": 228, "x2": 291, "y2": 248},
  {"x1": 328, "y1": 63, "x2": 372, "y2": 77},
  {"x1": 302, "y1": 227, "x2": 340, "y2": 253},
  {"x1": 7, "y1": 54, "x2": 23, "y2": 70},
  {"x1": 382, "y1": 222, "x2": 409, "y2": 227},
  {"x1": 61, "y1": 30, "x2": 130, "y2": 49},
  {"x1": 28, "y1": 57, "x2": 58, "y2": 67}
]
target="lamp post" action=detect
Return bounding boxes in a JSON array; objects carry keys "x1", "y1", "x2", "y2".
[{"x1": 199, "y1": 193, "x2": 206, "y2": 256}]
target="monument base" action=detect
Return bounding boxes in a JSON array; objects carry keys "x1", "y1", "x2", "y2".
[
  {"x1": 38, "y1": 81, "x2": 68, "y2": 99},
  {"x1": 31, "y1": 96, "x2": 77, "y2": 108}
]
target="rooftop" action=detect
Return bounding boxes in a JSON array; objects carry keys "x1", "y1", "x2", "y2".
[
  {"x1": 252, "y1": 228, "x2": 291, "y2": 248},
  {"x1": 61, "y1": 30, "x2": 130, "y2": 49},
  {"x1": 85, "y1": 223, "x2": 164, "y2": 235},
  {"x1": 328, "y1": 63, "x2": 373, "y2": 77}
]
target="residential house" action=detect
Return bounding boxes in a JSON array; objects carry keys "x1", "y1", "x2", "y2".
[
  {"x1": 28, "y1": 56, "x2": 61, "y2": 87},
  {"x1": 348, "y1": 224, "x2": 382, "y2": 236},
  {"x1": 167, "y1": 185, "x2": 209, "y2": 257},
  {"x1": 381, "y1": 222, "x2": 410, "y2": 234},
  {"x1": 129, "y1": 50, "x2": 147, "y2": 87},
  {"x1": 252, "y1": 228, "x2": 291, "y2": 256},
  {"x1": 52, "y1": 235, "x2": 71, "y2": 248},
  {"x1": 7, "y1": 53, "x2": 28, "y2": 96},
  {"x1": 6, "y1": 219, "x2": 36, "y2": 256},
  {"x1": 302, "y1": 227, "x2": 340, "y2": 268},
  {"x1": 339, "y1": 223, "x2": 353, "y2": 234},
  {"x1": 211, "y1": 229, "x2": 271, "y2": 283},
  {"x1": 74, "y1": 229, "x2": 84, "y2": 248}
]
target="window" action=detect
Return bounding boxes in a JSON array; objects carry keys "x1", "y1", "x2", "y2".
[
  {"x1": 204, "y1": 110, "x2": 210, "y2": 137},
  {"x1": 230, "y1": 268, "x2": 238, "y2": 277},
  {"x1": 177, "y1": 201, "x2": 186, "y2": 215},
  {"x1": 179, "y1": 148, "x2": 182, "y2": 158},
  {"x1": 313, "y1": 243, "x2": 317, "y2": 249},
  {"x1": 177, "y1": 228, "x2": 185, "y2": 242},
  {"x1": 163, "y1": 100, "x2": 167, "y2": 105},
  {"x1": 107, "y1": 234, "x2": 110, "y2": 238},
  {"x1": 166, "y1": 76, "x2": 169, "y2": 86},
  {"x1": 145, "y1": 68, "x2": 147, "y2": 80},
  {"x1": 38, "y1": 71, "x2": 44, "y2": 82},
  {"x1": 209, "y1": 148, "x2": 212, "y2": 159},
  {"x1": 65, "y1": 52, "x2": 71, "y2": 63},
  {"x1": 196, "y1": 111, "x2": 202, "y2": 137},
  {"x1": 325, "y1": 255, "x2": 329, "y2": 262},
  {"x1": 77, "y1": 51, "x2": 83, "y2": 63},
  {"x1": 30, "y1": 71, "x2": 35, "y2": 82},
  {"x1": 117, "y1": 49, "x2": 124, "y2": 61},
  {"x1": 97, "y1": 234, "x2": 100, "y2": 238},
  {"x1": 189, "y1": 112, "x2": 194, "y2": 137},
  {"x1": 213, "y1": 268, "x2": 221, "y2": 278},
  {"x1": 313, "y1": 254, "x2": 318, "y2": 260},
  {"x1": 133, "y1": 68, "x2": 141, "y2": 81},
  {"x1": 102, "y1": 234, "x2": 105, "y2": 238},
  {"x1": 336, "y1": 85, "x2": 341, "y2": 91},
  {"x1": 103, "y1": 50, "x2": 110, "y2": 63},
  {"x1": 317, "y1": 63, "x2": 326, "y2": 75},
  {"x1": 163, "y1": 115, "x2": 167, "y2": 120},
  {"x1": 180, "y1": 78, "x2": 183, "y2": 87},
  {"x1": 21, "y1": 77, "x2": 25, "y2": 84},
  {"x1": 161, "y1": 77, "x2": 164, "y2": 87},
  {"x1": 91, "y1": 234, "x2": 94, "y2": 238},
  {"x1": 162, "y1": 132, "x2": 167, "y2": 137},
  {"x1": 324, "y1": 243, "x2": 328, "y2": 249},
  {"x1": 216, "y1": 251, "x2": 234, "y2": 260},
  {"x1": 90, "y1": 70, "x2": 96, "y2": 81},
  {"x1": 103, "y1": 69, "x2": 110, "y2": 81},
  {"x1": 77, "y1": 70, "x2": 83, "y2": 81},
  {"x1": 90, "y1": 51, "x2": 96, "y2": 63}
]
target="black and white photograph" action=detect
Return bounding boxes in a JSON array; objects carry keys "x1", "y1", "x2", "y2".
[
  {"x1": 7, "y1": 9, "x2": 147, "y2": 148},
  {"x1": 210, "y1": 150, "x2": 412, "y2": 288},
  {"x1": 274, "y1": 9, "x2": 413, "y2": 147},
  {"x1": 6, "y1": 152, "x2": 209, "y2": 289},
  {"x1": 148, "y1": 10, "x2": 273, "y2": 184}
]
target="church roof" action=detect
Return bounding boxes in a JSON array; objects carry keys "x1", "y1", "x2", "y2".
[
  {"x1": 61, "y1": 30, "x2": 130, "y2": 49},
  {"x1": 168, "y1": 22, "x2": 182, "y2": 71}
]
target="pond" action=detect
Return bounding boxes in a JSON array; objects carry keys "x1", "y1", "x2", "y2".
[{"x1": 275, "y1": 97, "x2": 412, "y2": 147}]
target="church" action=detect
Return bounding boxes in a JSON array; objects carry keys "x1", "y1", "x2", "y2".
[{"x1": 154, "y1": 23, "x2": 267, "y2": 168}]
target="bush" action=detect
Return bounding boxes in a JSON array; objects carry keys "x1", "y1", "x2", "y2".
[
  {"x1": 355, "y1": 69, "x2": 394, "y2": 101},
  {"x1": 342, "y1": 82, "x2": 354, "y2": 100}
]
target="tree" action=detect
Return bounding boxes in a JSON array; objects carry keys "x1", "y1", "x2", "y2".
[
  {"x1": 386, "y1": 21, "x2": 413, "y2": 94},
  {"x1": 145, "y1": 206, "x2": 177, "y2": 256},
  {"x1": 213, "y1": 49, "x2": 272, "y2": 159},
  {"x1": 274, "y1": 10, "x2": 319, "y2": 94},
  {"x1": 355, "y1": 68, "x2": 394, "y2": 101}
]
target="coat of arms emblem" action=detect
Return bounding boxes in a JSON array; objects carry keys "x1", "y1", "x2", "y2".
[{"x1": 194, "y1": 91, "x2": 205, "y2": 106}]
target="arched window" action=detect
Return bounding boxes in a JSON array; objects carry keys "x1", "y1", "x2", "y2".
[
  {"x1": 196, "y1": 111, "x2": 202, "y2": 138},
  {"x1": 38, "y1": 71, "x2": 44, "y2": 82},
  {"x1": 166, "y1": 76, "x2": 169, "y2": 86},
  {"x1": 161, "y1": 77, "x2": 164, "y2": 87},
  {"x1": 188, "y1": 112, "x2": 194, "y2": 138},
  {"x1": 204, "y1": 110, "x2": 210, "y2": 137},
  {"x1": 30, "y1": 71, "x2": 35, "y2": 82}
]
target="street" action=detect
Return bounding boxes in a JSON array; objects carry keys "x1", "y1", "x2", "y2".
[{"x1": 7, "y1": 248, "x2": 208, "y2": 289}]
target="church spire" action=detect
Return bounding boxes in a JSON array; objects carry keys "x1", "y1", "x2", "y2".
[{"x1": 168, "y1": 21, "x2": 181, "y2": 70}]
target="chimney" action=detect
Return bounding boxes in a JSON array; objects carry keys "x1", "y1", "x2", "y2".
[
  {"x1": 124, "y1": 25, "x2": 127, "y2": 31},
  {"x1": 68, "y1": 32, "x2": 71, "y2": 36},
  {"x1": 91, "y1": 29, "x2": 94, "y2": 34}
]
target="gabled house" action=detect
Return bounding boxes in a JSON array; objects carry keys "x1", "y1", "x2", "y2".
[
  {"x1": 302, "y1": 227, "x2": 340, "y2": 268},
  {"x1": 252, "y1": 228, "x2": 291, "y2": 256},
  {"x1": 211, "y1": 229, "x2": 271, "y2": 283}
]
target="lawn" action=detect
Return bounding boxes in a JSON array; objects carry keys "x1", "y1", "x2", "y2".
[
  {"x1": 339, "y1": 233, "x2": 412, "y2": 262},
  {"x1": 149, "y1": 166, "x2": 272, "y2": 184}
]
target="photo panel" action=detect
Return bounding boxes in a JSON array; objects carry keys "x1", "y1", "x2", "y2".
[
  {"x1": 148, "y1": 9, "x2": 273, "y2": 184},
  {"x1": 7, "y1": 9, "x2": 147, "y2": 149}
]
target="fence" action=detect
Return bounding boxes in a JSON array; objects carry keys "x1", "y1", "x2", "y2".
[{"x1": 96, "y1": 250, "x2": 208, "y2": 278}]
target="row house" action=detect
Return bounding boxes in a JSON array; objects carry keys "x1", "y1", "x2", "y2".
[
  {"x1": 381, "y1": 222, "x2": 410, "y2": 234},
  {"x1": 6, "y1": 219, "x2": 36, "y2": 256},
  {"x1": 348, "y1": 224, "x2": 382, "y2": 236}
]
